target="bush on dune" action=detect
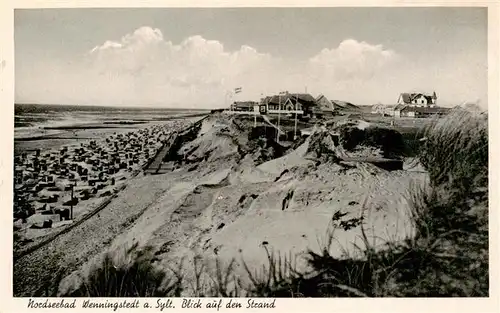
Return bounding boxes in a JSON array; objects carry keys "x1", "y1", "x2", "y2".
[
  {"x1": 64, "y1": 245, "x2": 183, "y2": 297},
  {"x1": 402, "y1": 108, "x2": 489, "y2": 296}
]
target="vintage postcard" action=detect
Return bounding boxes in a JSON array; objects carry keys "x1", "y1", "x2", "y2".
[{"x1": 1, "y1": 1, "x2": 498, "y2": 312}]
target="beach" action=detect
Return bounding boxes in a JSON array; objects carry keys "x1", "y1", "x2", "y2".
[
  {"x1": 14, "y1": 110, "x2": 428, "y2": 296},
  {"x1": 13, "y1": 104, "x2": 208, "y2": 252}
]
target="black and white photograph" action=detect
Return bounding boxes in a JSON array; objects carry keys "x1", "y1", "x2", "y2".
[{"x1": 4, "y1": 3, "x2": 496, "y2": 305}]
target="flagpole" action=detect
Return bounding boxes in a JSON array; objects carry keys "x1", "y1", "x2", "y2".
[
  {"x1": 294, "y1": 93, "x2": 298, "y2": 140},
  {"x1": 277, "y1": 92, "x2": 281, "y2": 143},
  {"x1": 254, "y1": 104, "x2": 257, "y2": 128}
]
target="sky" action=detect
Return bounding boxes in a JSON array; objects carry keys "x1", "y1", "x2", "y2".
[{"x1": 14, "y1": 7, "x2": 488, "y2": 108}]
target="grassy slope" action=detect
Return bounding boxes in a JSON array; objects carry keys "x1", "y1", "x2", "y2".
[{"x1": 59, "y1": 109, "x2": 488, "y2": 297}]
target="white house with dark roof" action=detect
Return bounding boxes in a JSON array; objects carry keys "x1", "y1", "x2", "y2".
[
  {"x1": 397, "y1": 92, "x2": 437, "y2": 107},
  {"x1": 391, "y1": 91, "x2": 452, "y2": 118},
  {"x1": 260, "y1": 92, "x2": 316, "y2": 117}
]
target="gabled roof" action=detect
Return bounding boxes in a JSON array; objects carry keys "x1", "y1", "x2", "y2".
[
  {"x1": 399, "y1": 92, "x2": 437, "y2": 104},
  {"x1": 316, "y1": 95, "x2": 334, "y2": 112},
  {"x1": 266, "y1": 95, "x2": 287, "y2": 105},
  {"x1": 293, "y1": 93, "x2": 316, "y2": 103},
  {"x1": 331, "y1": 100, "x2": 360, "y2": 111},
  {"x1": 265, "y1": 93, "x2": 317, "y2": 106},
  {"x1": 316, "y1": 94, "x2": 329, "y2": 102},
  {"x1": 399, "y1": 93, "x2": 413, "y2": 104},
  {"x1": 260, "y1": 96, "x2": 273, "y2": 104}
]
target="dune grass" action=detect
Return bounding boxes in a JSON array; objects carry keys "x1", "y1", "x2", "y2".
[
  {"x1": 419, "y1": 109, "x2": 488, "y2": 190},
  {"x1": 59, "y1": 108, "x2": 488, "y2": 297},
  {"x1": 64, "y1": 245, "x2": 183, "y2": 297}
]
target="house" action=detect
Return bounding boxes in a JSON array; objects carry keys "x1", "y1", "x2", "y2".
[
  {"x1": 397, "y1": 92, "x2": 438, "y2": 107},
  {"x1": 371, "y1": 104, "x2": 396, "y2": 116},
  {"x1": 393, "y1": 90, "x2": 450, "y2": 118},
  {"x1": 230, "y1": 101, "x2": 258, "y2": 112},
  {"x1": 394, "y1": 104, "x2": 451, "y2": 118},
  {"x1": 316, "y1": 94, "x2": 335, "y2": 114},
  {"x1": 314, "y1": 95, "x2": 361, "y2": 116},
  {"x1": 260, "y1": 92, "x2": 319, "y2": 118}
]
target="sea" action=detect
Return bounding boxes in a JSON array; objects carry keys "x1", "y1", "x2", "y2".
[
  {"x1": 14, "y1": 103, "x2": 209, "y2": 154},
  {"x1": 15, "y1": 103, "x2": 209, "y2": 139}
]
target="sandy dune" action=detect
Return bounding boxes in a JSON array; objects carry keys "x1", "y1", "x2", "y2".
[{"x1": 49, "y1": 114, "x2": 428, "y2": 296}]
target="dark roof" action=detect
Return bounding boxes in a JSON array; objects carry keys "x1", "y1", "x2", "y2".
[
  {"x1": 331, "y1": 100, "x2": 360, "y2": 111},
  {"x1": 399, "y1": 93, "x2": 412, "y2": 104},
  {"x1": 260, "y1": 96, "x2": 272, "y2": 105},
  {"x1": 293, "y1": 93, "x2": 317, "y2": 103},
  {"x1": 331, "y1": 101, "x2": 344, "y2": 110},
  {"x1": 265, "y1": 93, "x2": 317, "y2": 106},
  {"x1": 267, "y1": 95, "x2": 283, "y2": 105}
]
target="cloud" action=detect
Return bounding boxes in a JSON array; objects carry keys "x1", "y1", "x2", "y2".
[
  {"x1": 16, "y1": 26, "x2": 486, "y2": 108},
  {"x1": 82, "y1": 29, "x2": 399, "y2": 106},
  {"x1": 79, "y1": 27, "x2": 277, "y2": 107},
  {"x1": 309, "y1": 39, "x2": 397, "y2": 81}
]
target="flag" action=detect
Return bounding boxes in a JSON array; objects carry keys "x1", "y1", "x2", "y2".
[{"x1": 234, "y1": 87, "x2": 242, "y2": 94}]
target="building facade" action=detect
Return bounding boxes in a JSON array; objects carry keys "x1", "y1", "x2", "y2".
[
  {"x1": 394, "y1": 104, "x2": 451, "y2": 118},
  {"x1": 260, "y1": 92, "x2": 319, "y2": 118},
  {"x1": 230, "y1": 101, "x2": 258, "y2": 112}
]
